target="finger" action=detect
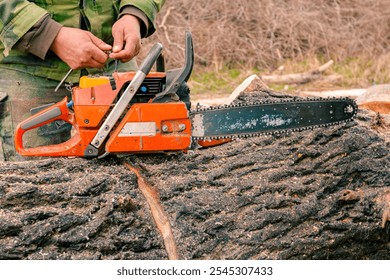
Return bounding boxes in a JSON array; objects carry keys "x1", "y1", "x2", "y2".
[
  {"x1": 90, "y1": 49, "x2": 109, "y2": 64},
  {"x1": 109, "y1": 49, "x2": 129, "y2": 61},
  {"x1": 85, "y1": 57, "x2": 106, "y2": 69},
  {"x1": 109, "y1": 37, "x2": 141, "y2": 62},
  {"x1": 82, "y1": 47, "x2": 108, "y2": 68},
  {"x1": 88, "y1": 33, "x2": 112, "y2": 52},
  {"x1": 112, "y1": 27, "x2": 124, "y2": 53},
  {"x1": 69, "y1": 55, "x2": 104, "y2": 70}
]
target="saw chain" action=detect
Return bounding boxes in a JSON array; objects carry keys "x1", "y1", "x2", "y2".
[{"x1": 190, "y1": 97, "x2": 358, "y2": 141}]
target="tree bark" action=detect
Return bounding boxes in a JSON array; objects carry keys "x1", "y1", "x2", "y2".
[{"x1": 0, "y1": 89, "x2": 389, "y2": 260}]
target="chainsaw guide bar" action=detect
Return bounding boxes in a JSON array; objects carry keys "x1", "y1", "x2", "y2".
[{"x1": 190, "y1": 97, "x2": 358, "y2": 140}]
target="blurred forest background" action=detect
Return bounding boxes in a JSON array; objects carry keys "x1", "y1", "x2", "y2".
[{"x1": 141, "y1": 0, "x2": 390, "y2": 96}]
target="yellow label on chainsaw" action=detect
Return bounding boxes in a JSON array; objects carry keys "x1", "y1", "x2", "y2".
[{"x1": 79, "y1": 76, "x2": 110, "y2": 89}]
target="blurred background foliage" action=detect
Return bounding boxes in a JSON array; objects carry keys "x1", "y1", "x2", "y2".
[{"x1": 141, "y1": 0, "x2": 390, "y2": 95}]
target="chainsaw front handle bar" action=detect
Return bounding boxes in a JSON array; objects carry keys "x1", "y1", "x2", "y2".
[
  {"x1": 14, "y1": 97, "x2": 80, "y2": 157},
  {"x1": 139, "y1": 43, "x2": 164, "y2": 75}
]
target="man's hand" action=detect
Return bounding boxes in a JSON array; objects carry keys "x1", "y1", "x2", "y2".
[
  {"x1": 109, "y1": 15, "x2": 142, "y2": 62},
  {"x1": 50, "y1": 27, "x2": 112, "y2": 69}
]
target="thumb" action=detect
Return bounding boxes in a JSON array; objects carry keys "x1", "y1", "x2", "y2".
[
  {"x1": 88, "y1": 33, "x2": 112, "y2": 51},
  {"x1": 112, "y1": 27, "x2": 124, "y2": 53}
]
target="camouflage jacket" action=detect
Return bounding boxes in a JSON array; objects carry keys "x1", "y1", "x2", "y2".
[{"x1": 0, "y1": 0, "x2": 165, "y2": 82}]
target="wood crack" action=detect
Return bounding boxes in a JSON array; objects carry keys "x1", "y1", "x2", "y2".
[{"x1": 123, "y1": 162, "x2": 181, "y2": 260}]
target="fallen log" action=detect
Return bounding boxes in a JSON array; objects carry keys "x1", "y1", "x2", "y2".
[
  {"x1": 298, "y1": 89, "x2": 366, "y2": 99},
  {"x1": 261, "y1": 60, "x2": 334, "y2": 84},
  {"x1": 300, "y1": 84, "x2": 390, "y2": 114},
  {"x1": 0, "y1": 89, "x2": 389, "y2": 260}
]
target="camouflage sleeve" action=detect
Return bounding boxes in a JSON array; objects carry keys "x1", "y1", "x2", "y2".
[
  {"x1": 120, "y1": 0, "x2": 166, "y2": 36},
  {"x1": 0, "y1": 0, "x2": 48, "y2": 56},
  {"x1": 14, "y1": 14, "x2": 62, "y2": 60}
]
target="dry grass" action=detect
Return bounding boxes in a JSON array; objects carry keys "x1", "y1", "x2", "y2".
[{"x1": 140, "y1": 0, "x2": 390, "y2": 89}]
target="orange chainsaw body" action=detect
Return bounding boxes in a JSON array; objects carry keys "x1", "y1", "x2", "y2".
[
  {"x1": 14, "y1": 33, "x2": 228, "y2": 158},
  {"x1": 14, "y1": 72, "x2": 192, "y2": 157},
  {"x1": 106, "y1": 103, "x2": 191, "y2": 153}
]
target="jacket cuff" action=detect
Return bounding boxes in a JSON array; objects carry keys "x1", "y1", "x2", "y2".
[
  {"x1": 14, "y1": 14, "x2": 63, "y2": 60},
  {"x1": 119, "y1": 6, "x2": 152, "y2": 38}
]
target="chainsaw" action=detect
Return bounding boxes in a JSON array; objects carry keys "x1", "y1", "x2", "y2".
[{"x1": 14, "y1": 32, "x2": 357, "y2": 158}]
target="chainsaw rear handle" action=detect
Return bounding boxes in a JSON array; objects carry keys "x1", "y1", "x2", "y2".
[{"x1": 14, "y1": 97, "x2": 75, "y2": 156}]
